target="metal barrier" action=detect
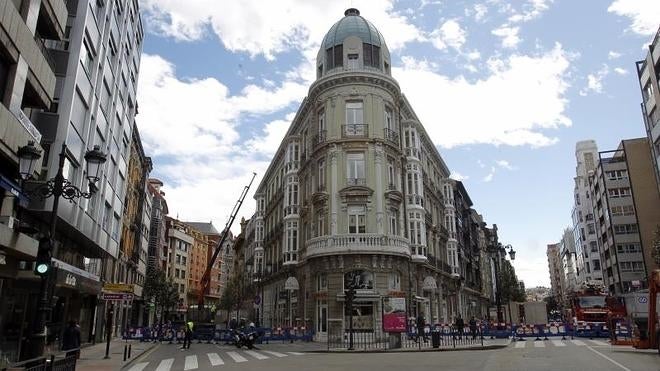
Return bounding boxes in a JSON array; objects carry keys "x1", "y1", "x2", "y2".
[
  {"x1": 1, "y1": 349, "x2": 78, "y2": 371},
  {"x1": 123, "y1": 325, "x2": 314, "y2": 344}
]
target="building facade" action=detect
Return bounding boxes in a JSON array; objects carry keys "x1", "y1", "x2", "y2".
[
  {"x1": 165, "y1": 217, "x2": 193, "y2": 316},
  {"x1": 250, "y1": 8, "x2": 497, "y2": 339},
  {"x1": 635, "y1": 27, "x2": 660, "y2": 194},
  {"x1": 589, "y1": 138, "x2": 660, "y2": 295},
  {"x1": 147, "y1": 178, "x2": 168, "y2": 271},
  {"x1": 571, "y1": 140, "x2": 602, "y2": 285},
  {"x1": 546, "y1": 243, "x2": 565, "y2": 307},
  {"x1": 186, "y1": 225, "x2": 210, "y2": 308},
  {"x1": 0, "y1": 0, "x2": 67, "y2": 363},
  {"x1": 559, "y1": 228, "x2": 577, "y2": 301},
  {"x1": 185, "y1": 222, "x2": 224, "y2": 304}
]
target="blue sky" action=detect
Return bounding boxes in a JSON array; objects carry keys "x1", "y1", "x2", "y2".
[{"x1": 135, "y1": 0, "x2": 660, "y2": 287}]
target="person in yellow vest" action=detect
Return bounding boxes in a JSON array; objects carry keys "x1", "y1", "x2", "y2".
[{"x1": 181, "y1": 321, "x2": 194, "y2": 350}]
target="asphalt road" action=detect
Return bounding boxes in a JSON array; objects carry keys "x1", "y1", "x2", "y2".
[{"x1": 125, "y1": 338, "x2": 659, "y2": 371}]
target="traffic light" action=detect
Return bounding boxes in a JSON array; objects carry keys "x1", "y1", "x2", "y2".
[{"x1": 34, "y1": 237, "x2": 52, "y2": 276}]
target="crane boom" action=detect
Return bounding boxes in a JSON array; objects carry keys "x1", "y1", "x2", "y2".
[{"x1": 198, "y1": 172, "x2": 256, "y2": 307}]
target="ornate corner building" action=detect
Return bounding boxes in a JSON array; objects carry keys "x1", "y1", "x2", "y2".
[{"x1": 247, "y1": 9, "x2": 498, "y2": 339}]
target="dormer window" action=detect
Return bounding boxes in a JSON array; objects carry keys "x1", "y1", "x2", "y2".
[
  {"x1": 326, "y1": 45, "x2": 343, "y2": 70},
  {"x1": 363, "y1": 43, "x2": 380, "y2": 68}
]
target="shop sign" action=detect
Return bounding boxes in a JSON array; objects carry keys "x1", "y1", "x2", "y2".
[
  {"x1": 382, "y1": 297, "x2": 406, "y2": 333},
  {"x1": 103, "y1": 283, "x2": 134, "y2": 293},
  {"x1": 387, "y1": 290, "x2": 406, "y2": 298},
  {"x1": 102, "y1": 293, "x2": 134, "y2": 301}
]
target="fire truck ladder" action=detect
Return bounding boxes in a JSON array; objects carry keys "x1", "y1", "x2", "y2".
[{"x1": 198, "y1": 172, "x2": 256, "y2": 309}]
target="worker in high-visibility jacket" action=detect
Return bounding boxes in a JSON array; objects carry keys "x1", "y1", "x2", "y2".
[{"x1": 182, "y1": 321, "x2": 194, "y2": 350}]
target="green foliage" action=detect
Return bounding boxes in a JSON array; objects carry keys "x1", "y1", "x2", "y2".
[
  {"x1": 498, "y1": 260, "x2": 526, "y2": 303},
  {"x1": 143, "y1": 266, "x2": 180, "y2": 315}
]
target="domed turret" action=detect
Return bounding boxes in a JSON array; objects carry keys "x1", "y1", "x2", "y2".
[{"x1": 316, "y1": 8, "x2": 392, "y2": 79}]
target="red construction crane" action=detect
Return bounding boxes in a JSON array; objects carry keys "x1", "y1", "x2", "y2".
[{"x1": 198, "y1": 172, "x2": 256, "y2": 308}]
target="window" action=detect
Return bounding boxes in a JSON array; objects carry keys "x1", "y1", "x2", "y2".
[
  {"x1": 317, "y1": 274, "x2": 328, "y2": 291},
  {"x1": 81, "y1": 39, "x2": 95, "y2": 74},
  {"x1": 111, "y1": 214, "x2": 120, "y2": 239},
  {"x1": 102, "y1": 202, "x2": 112, "y2": 231},
  {"x1": 387, "y1": 157, "x2": 395, "y2": 187},
  {"x1": 176, "y1": 254, "x2": 181, "y2": 264},
  {"x1": 344, "y1": 270, "x2": 374, "y2": 290},
  {"x1": 318, "y1": 110, "x2": 326, "y2": 133},
  {"x1": 348, "y1": 205, "x2": 366, "y2": 234},
  {"x1": 409, "y1": 211, "x2": 425, "y2": 255},
  {"x1": 388, "y1": 272, "x2": 401, "y2": 291},
  {"x1": 592, "y1": 260, "x2": 601, "y2": 271},
  {"x1": 406, "y1": 171, "x2": 421, "y2": 195},
  {"x1": 611, "y1": 205, "x2": 635, "y2": 217},
  {"x1": 347, "y1": 153, "x2": 365, "y2": 183},
  {"x1": 347, "y1": 53, "x2": 358, "y2": 69},
  {"x1": 606, "y1": 170, "x2": 628, "y2": 180},
  {"x1": 286, "y1": 178, "x2": 298, "y2": 207},
  {"x1": 616, "y1": 243, "x2": 641, "y2": 253},
  {"x1": 345, "y1": 102, "x2": 364, "y2": 135},
  {"x1": 613, "y1": 224, "x2": 638, "y2": 235},
  {"x1": 317, "y1": 213, "x2": 325, "y2": 237},
  {"x1": 608, "y1": 188, "x2": 630, "y2": 198},
  {"x1": 318, "y1": 159, "x2": 326, "y2": 190},
  {"x1": 587, "y1": 223, "x2": 595, "y2": 235},
  {"x1": 325, "y1": 45, "x2": 343, "y2": 69},
  {"x1": 285, "y1": 221, "x2": 298, "y2": 262},
  {"x1": 175, "y1": 268, "x2": 180, "y2": 278},
  {"x1": 385, "y1": 107, "x2": 394, "y2": 130},
  {"x1": 363, "y1": 43, "x2": 380, "y2": 68},
  {"x1": 389, "y1": 209, "x2": 398, "y2": 235}
]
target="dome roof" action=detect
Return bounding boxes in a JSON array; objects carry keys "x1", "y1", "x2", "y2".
[{"x1": 321, "y1": 8, "x2": 386, "y2": 49}]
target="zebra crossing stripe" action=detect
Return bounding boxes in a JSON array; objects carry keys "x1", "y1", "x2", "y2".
[
  {"x1": 590, "y1": 340, "x2": 609, "y2": 346},
  {"x1": 127, "y1": 362, "x2": 149, "y2": 371},
  {"x1": 551, "y1": 340, "x2": 566, "y2": 347},
  {"x1": 287, "y1": 352, "x2": 305, "y2": 355},
  {"x1": 227, "y1": 351, "x2": 248, "y2": 362},
  {"x1": 571, "y1": 339, "x2": 587, "y2": 346},
  {"x1": 208, "y1": 353, "x2": 224, "y2": 366},
  {"x1": 514, "y1": 341, "x2": 526, "y2": 348},
  {"x1": 155, "y1": 358, "x2": 174, "y2": 371},
  {"x1": 244, "y1": 350, "x2": 269, "y2": 360},
  {"x1": 533, "y1": 341, "x2": 545, "y2": 348},
  {"x1": 184, "y1": 355, "x2": 198, "y2": 370},
  {"x1": 262, "y1": 350, "x2": 288, "y2": 358}
]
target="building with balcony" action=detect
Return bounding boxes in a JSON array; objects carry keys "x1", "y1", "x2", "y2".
[
  {"x1": 571, "y1": 140, "x2": 603, "y2": 285},
  {"x1": 186, "y1": 224, "x2": 211, "y2": 308},
  {"x1": 0, "y1": 0, "x2": 67, "y2": 363},
  {"x1": 185, "y1": 221, "x2": 224, "y2": 303},
  {"x1": 147, "y1": 178, "x2": 168, "y2": 271},
  {"x1": 251, "y1": 8, "x2": 497, "y2": 339},
  {"x1": 559, "y1": 228, "x2": 577, "y2": 301},
  {"x1": 589, "y1": 138, "x2": 660, "y2": 295},
  {"x1": 635, "y1": 26, "x2": 660, "y2": 194},
  {"x1": 546, "y1": 243, "x2": 566, "y2": 307},
  {"x1": 165, "y1": 217, "x2": 193, "y2": 317},
  {"x1": 116, "y1": 121, "x2": 151, "y2": 330}
]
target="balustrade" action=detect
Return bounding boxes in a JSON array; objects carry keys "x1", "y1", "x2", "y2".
[
  {"x1": 342, "y1": 124, "x2": 368, "y2": 137},
  {"x1": 305, "y1": 233, "x2": 410, "y2": 258}
]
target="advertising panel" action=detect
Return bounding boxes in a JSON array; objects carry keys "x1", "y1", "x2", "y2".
[{"x1": 382, "y1": 297, "x2": 406, "y2": 332}]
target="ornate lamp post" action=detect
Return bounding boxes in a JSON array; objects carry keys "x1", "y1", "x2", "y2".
[
  {"x1": 17, "y1": 141, "x2": 106, "y2": 358},
  {"x1": 488, "y1": 243, "x2": 516, "y2": 327}
]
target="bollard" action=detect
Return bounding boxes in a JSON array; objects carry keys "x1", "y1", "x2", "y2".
[
  {"x1": 128, "y1": 344, "x2": 132, "y2": 359},
  {"x1": 123, "y1": 344, "x2": 127, "y2": 361}
]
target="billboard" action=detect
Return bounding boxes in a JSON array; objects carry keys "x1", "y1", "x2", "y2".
[{"x1": 382, "y1": 297, "x2": 406, "y2": 332}]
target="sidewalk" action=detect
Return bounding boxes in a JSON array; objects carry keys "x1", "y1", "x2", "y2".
[{"x1": 76, "y1": 339, "x2": 158, "y2": 371}]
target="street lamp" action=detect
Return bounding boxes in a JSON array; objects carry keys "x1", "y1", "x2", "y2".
[
  {"x1": 17, "y1": 141, "x2": 106, "y2": 358},
  {"x1": 488, "y1": 243, "x2": 516, "y2": 327}
]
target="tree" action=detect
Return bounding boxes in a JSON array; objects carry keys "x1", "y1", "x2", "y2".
[
  {"x1": 498, "y1": 260, "x2": 526, "y2": 303},
  {"x1": 143, "y1": 267, "x2": 180, "y2": 324}
]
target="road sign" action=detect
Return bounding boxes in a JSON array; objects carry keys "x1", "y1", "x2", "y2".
[
  {"x1": 638, "y1": 296, "x2": 648, "y2": 304},
  {"x1": 103, "y1": 283, "x2": 134, "y2": 293},
  {"x1": 102, "y1": 293, "x2": 134, "y2": 301},
  {"x1": 254, "y1": 295, "x2": 261, "y2": 305}
]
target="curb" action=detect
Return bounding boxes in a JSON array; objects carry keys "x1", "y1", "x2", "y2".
[
  {"x1": 120, "y1": 342, "x2": 160, "y2": 370},
  {"x1": 307, "y1": 343, "x2": 510, "y2": 354}
]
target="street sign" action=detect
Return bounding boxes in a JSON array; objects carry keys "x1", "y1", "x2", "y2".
[
  {"x1": 102, "y1": 293, "x2": 134, "y2": 301},
  {"x1": 254, "y1": 295, "x2": 261, "y2": 305},
  {"x1": 638, "y1": 296, "x2": 648, "y2": 304},
  {"x1": 103, "y1": 283, "x2": 134, "y2": 293}
]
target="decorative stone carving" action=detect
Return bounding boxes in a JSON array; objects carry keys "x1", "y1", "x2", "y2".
[{"x1": 372, "y1": 255, "x2": 378, "y2": 268}]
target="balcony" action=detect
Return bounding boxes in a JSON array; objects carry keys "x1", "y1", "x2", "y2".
[
  {"x1": 305, "y1": 234, "x2": 410, "y2": 259},
  {"x1": 284, "y1": 160, "x2": 299, "y2": 173},
  {"x1": 1, "y1": 105, "x2": 43, "y2": 161},
  {"x1": 342, "y1": 124, "x2": 368, "y2": 138},
  {"x1": 405, "y1": 147, "x2": 420, "y2": 159},
  {"x1": 346, "y1": 177, "x2": 366, "y2": 186},
  {"x1": 313, "y1": 130, "x2": 327, "y2": 147},
  {"x1": 284, "y1": 205, "x2": 299, "y2": 217},
  {"x1": 383, "y1": 128, "x2": 399, "y2": 146},
  {"x1": 407, "y1": 194, "x2": 424, "y2": 207}
]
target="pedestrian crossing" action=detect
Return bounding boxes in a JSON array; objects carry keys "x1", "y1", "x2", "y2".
[
  {"x1": 512, "y1": 339, "x2": 610, "y2": 349},
  {"x1": 128, "y1": 349, "x2": 306, "y2": 371}
]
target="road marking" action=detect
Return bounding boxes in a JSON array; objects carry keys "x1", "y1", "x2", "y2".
[
  {"x1": 514, "y1": 341, "x2": 526, "y2": 348},
  {"x1": 590, "y1": 340, "x2": 609, "y2": 346},
  {"x1": 244, "y1": 350, "x2": 269, "y2": 360},
  {"x1": 586, "y1": 345, "x2": 631, "y2": 371},
  {"x1": 227, "y1": 351, "x2": 248, "y2": 362},
  {"x1": 533, "y1": 341, "x2": 545, "y2": 348},
  {"x1": 551, "y1": 340, "x2": 566, "y2": 347},
  {"x1": 287, "y1": 352, "x2": 305, "y2": 355},
  {"x1": 155, "y1": 358, "x2": 174, "y2": 371},
  {"x1": 571, "y1": 339, "x2": 587, "y2": 346},
  {"x1": 262, "y1": 350, "x2": 288, "y2": 357},
  {"x1": 127, "y1": 362, "x2": 149, "y2": 371},
  {"x1": 208, "y1": 353, "x2": 224, "y2": 366},
  {"x1": 184, "y1": 355, "x2": 198, "y2": 370}
]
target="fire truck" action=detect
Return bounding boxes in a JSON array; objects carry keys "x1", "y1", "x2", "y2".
[{"x1": 567, "y1": 282, "x2": 626, "y2": 326}]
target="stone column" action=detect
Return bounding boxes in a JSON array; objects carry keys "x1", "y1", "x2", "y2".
[
  {"x1": 330, "y1": 146, "x2": 339, "y2": 235},
  {"x1": 374, "y1": 144, "x2": 384, "y2": 234}
]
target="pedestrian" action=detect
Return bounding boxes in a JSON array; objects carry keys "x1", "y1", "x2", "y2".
[
  {"x1": 62, "y1": 320, "x2": 81, "y2": 358},
  {"x1": 181, "y1": 321, "x2": 194, "y2": 350},
  {"x1": 416, "y1": 314, "x2": 428, "y2": 343},
  {"x1": 469, "y1": 316, "x2": 478, "y2": 340},
  {"x1": 455, "y1": 315, "x2": 465, "y2": 339}
]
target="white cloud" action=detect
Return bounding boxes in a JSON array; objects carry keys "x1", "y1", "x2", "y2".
[
  {"x1": 492, "y1": 26, "x2": 521, "y2": 48},
  {"x1": 579, "y1": 65, "x2": 609, "y2": 96},
  {"x1": 430, "y1": 19, "x2": 467, "y2": 50},
  {"x1": 608, "y1": 0, "x2": 660, "y2": 35},
  {"x1": 608, "y1": 50, "x2": 622, "y2": 59},
  {"x1": 508, "y1": 0, "x2": 553, "y2": 23},
  {"x1": 450, "y1": 172, "x2": 469, "y2": 181},
  {"x1": 136, "y1": 54, "x2": 308, "y2": 226},
  {"x1": 394, "y1": 43, "x2": 572, "y2": 148},
  {"x1": 483, "y1": 167, "x2": 496, "y2": 182},
  {"x1": 474, "y1": 4, "x2": 488, "y2": 22},
  {"x1": 496, "y1": 160, "x2": 516, "y2": 170},
  {"x1": 141, "y1": 0, "x2": 425, "y2": 59},
  {"x1": 245, "y1": 113, "x2": 296, "y2": 157},
  {"x1": 614, "y1": 67, "x2": 629, "y2": 75}
]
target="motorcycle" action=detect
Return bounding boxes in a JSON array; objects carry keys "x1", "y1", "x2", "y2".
[{"x1": 232, "y1": 328, "x2": 258, "y2": 349}]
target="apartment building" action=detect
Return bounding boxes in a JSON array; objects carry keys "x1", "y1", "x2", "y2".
[
  {"x1": 560, "y1": 228, "x2": 577, "y2": 301},
  {"x1": 185, "y1": 222, "x2": 224, "y2": 303},
  {"x1": 0, "y1": 0, "x2": 67, "y2": 363},
  {"x1": 571, "y1": 140, "x2": 603, "y2": 285},
  {"x1": 589, "y1": 138, "x2": 660, "y2": 295},
  {"x1": 165, "y1": 217, "x2": 193, "y2": 317},
  {"x1": 546, "y1": 243, "x2": 566, "y2": 307}
]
